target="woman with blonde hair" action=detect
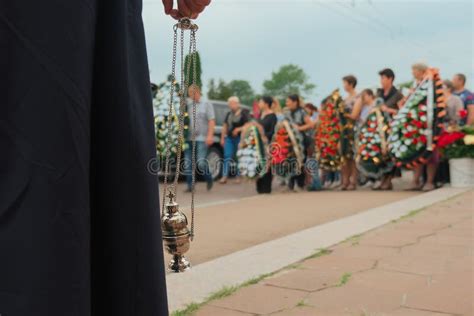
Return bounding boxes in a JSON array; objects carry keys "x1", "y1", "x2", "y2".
[{"x1": 271, "y1": 98, "x2": 285, "y2": 122}]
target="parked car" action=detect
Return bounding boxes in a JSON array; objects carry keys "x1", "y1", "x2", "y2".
[{"x1": 155, "y1": 98, "x2": 252, "y2": 181}]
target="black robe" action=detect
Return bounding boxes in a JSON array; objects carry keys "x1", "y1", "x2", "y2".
[{"x1": 0, "y1": 0, "x2": 168, "y2": 315}]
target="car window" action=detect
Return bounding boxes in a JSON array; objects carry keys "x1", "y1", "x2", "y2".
[{"x1": 213, "y1": 103, "x2": 228, "y2": 126}]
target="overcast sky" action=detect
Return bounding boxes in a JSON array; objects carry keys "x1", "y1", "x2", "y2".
[{"x1": 142, "y1": 0, "x2": 473, "y2": 104}]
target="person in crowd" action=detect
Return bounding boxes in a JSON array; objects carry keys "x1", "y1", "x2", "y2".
[
  {"x1": 347, "y1": 89, "x2": 375, "y2": 129},
  {"x1": 220, "y1": 96, "x2": 250, "y2": 184},
  {"x1": 376, "y1": 68, "x2": 403, "y2": 189},
  {"x1": 305, "y1": 103, "x2": 319, "y2": 126},
  {"x1": 443, "y1": 80, "x2": 464, "y2": 126},
  {"x1": 347, "y1": 89, "x2": 377, "y2": 188},
  {"x1": 285, "y1": 94, "x2": 313, "y2": 191},
  {"x1": 437, "y1": 80, "x2": 464, "y2": 185},
  {"x1": 304, "y1": 103, "x2": 322, "y2": 190},
  {"x1": 184, "y1": 84, "x2": 215, "y2": 192},
  {"x1": 356, "y1": 89, "x2": 395, "y2": 190},
  {"x1": 254, "y1": 96, "x2": 278, "y2": 193},
  {"x1": 272, "y1": 98, "x2": 286, "y2": 122},
  {"x1": 411, "y1": 62, "x2": 429, "y2": 88},
  {"x1": 452, "y1": 73, "x2": 474, "y2": 125},
  {"x1": 377, "y1": 68, "x2": 404, "y2": 117},
  {"x1": 341, "y1": 75, "x2": 359, "y2": 190},
  {"x1": 408, "y1": 64, "x2": 441, "y2": 192}
]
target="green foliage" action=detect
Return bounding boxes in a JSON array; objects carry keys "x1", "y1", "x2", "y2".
[
  {"x1": 207, "y1": 78, "x2": 256, "y2": 105},
  {"x1": 444, "y1": 143, "x2": 474, "y2": 159},
  {"x1": 207, "y1": 78, "x2": 232, "y2": 100},
  {"x1": 444, "y1": 126, "x2": 474, "y2": 159},
  {"x1": 305, "y1": 248, "x2": 332, "y2": 260},
  {"x1": 263, "y1": 64, "x2": 316, "y2": 100},
  {"x1": 338, "y1": 272, "x2": 352, "y2": 286},
  {"x1": 184, "y1": 51, "x2": 202, "y2": 88},
  {"x1": 227, "y1": 80, "x2": 256, "y2": 105}
]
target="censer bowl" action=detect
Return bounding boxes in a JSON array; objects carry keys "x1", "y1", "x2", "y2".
[{"x1": 161, "y1": 197, "x2": 191, "y2": 273}]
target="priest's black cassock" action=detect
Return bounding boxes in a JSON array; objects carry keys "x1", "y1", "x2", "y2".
[{"x1": 0, "y1": 0, "x2": 169, "y2": 315}]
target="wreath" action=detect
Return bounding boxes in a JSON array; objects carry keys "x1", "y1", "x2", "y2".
[
  {"x1": 388, "y1": 68, "x2": 445, "y2": 168},
  {"x1": 270, "y1": 120, "x2": 304, "y2": 178},
  {"x1": 236, "y1": 125, "x2": 267, "y2": 179},
  {"x1": 315, "y1": 89, "x2": 349, "y2": 171},
  {"x1": 357, "y1": 106, "x2": 394, "y2": 178},
  {"x1": 153, "y1": 77, "x2": 189, "y2": 161}
]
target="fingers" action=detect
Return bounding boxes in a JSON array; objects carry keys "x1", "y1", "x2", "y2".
[
  {"x1": 184, "y1": 0, "x2": 209, "y2": 14},
  {"x1": 165, "y1": 0, "x2": 211, "y2": 20},
  {"x1": 162, "y1": 0, "x2": 174, "y2": 14},
  {"x1": 177, "y1": 0, "x2": 193, "y2": 17},
  {"x1": 170, "y1": 9, "x2": 182, "y2": 20}
]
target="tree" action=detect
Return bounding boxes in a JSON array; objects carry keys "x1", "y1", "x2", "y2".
[
  {"x1": 207, "y1": 78, "x2": 256, "y2": 105},
  {"x1": 263, "y1": 64, "x2": 316, "y2": 100},
  {"x1": 227, "y1": 80, "x2": 255, "y2": 105}
]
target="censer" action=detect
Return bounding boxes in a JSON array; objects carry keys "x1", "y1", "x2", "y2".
[{"x1": 161, "y1": 18, "x2": 199, "y2": 273}]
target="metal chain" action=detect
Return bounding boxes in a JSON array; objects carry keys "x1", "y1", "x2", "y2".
[
  {"x1": 161, "y1": 25, "x2": 178, "y2": 215},
  {"x1": 162, "y1": 19, "x2": 198, "y2": 240},
  {"x1": 171, "y1": 28, "x2": 186, "y2": 196},
  {"x1": 173, "y1": 27, "x2": 194, "y2": 190},
  {"x1": 190, "y1": 29, "x2": 197, "y2": 239}
]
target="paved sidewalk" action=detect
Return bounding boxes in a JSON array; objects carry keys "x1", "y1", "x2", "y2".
[{"x1": 193, "y1": 190, "x2": 473, "y2": 316}]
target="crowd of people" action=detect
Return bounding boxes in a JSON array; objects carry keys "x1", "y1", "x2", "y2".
[{"x1": 183, "y1": 65, "x2": 473, "y2": 195}]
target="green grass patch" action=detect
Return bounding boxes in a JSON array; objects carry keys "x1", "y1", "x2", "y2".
[
  {"x1": 171, "y1": 271, "x2": 277, "y2": 316},
  {"x1": 305, "y1": 248, "x2": 332, "y2": 260},
  {"x1": 391, "y1": 207, "x2": 425, "y2": 223},
  {"x1": 344, "y1": 233, "x2": 362, "y2": 246},
  {"x1": 338, "y1": 272, "x2": 352, "y2": 287},
  {"x1": 296, "y1": 299, "x2": 309, "y2": 307},
  {"x1": 171, "y1": 303, "x2": 200, "y2": 316}
]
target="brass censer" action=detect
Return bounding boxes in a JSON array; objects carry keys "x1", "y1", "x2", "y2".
[{"x1": 161, "y1": 18, "x2": 199, "y2": 273}]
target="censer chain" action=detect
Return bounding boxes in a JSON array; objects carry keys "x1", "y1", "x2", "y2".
[
  {"x1": 162, "y1": 19, "x2": 198, "y2": 240},
  {"x1": 161, "y1": 24, "x2": 178, "y2": 216}
]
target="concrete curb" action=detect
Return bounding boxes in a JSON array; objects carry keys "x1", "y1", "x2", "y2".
[{"x1": 166, "y1": 187, "x2": 471, "y2": 312}]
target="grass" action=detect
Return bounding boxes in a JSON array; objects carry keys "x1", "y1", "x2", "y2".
[
  {"x1": 171, "y1": 249, "x2": 331, "y2": 316},
  {"x1": 344, "y1": 233, "x2": 362, "y2": 246},
  {"x1": 304, "y1": 248, "x2": 332, "y2": 260},
  {"x1": 391, "y1": 207, "x2": 424, "y2": 223},
  {"x1": 338, "y1": 272, "x2": 352, "y2": 287},
  {"x1": 296, "y1": 299, "x2": 310, "y2": 308},
  {"x1": 171, "y1": 271, "x2": 277, "y2": 316},
  {"x1": 171, "y1": 303, "x2": 201, "y2": 316}
]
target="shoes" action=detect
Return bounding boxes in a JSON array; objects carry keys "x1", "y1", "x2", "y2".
[
  {"x1": 330, "y1": 180, "x2": 341, "y2": 189},
  {"x1": 294, "y1": 186, "x2": 305, "y2": 193},
  {"x1": 404, "y1": 183, "x2": 422, "y2": 191},
  {"x1": 346, "y1": 184, "x2": 356, "y2": 191},
  {"x1": 183, "y1": 188, "x2": 192, "y2": 193},
  {"x1": 219, "y1": 177, "x2": 228, "y2": 184},
  {"x1": 421, "y1": 183, "x2": 435, "y2": 192},
  {"x1": 282, "y1": 187, "x2": 295, "y2": 193}
]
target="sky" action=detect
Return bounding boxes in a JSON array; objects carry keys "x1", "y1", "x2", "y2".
[{"x1": 142, "y1": 0, "x2": 473, "y2": 104}]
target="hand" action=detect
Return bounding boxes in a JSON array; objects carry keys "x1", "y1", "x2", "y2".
[
  {"x1": 163, "y1": 0, "x2": 211, "y2": 20},
  {"x1": 380, "y1": 105, "x2": 389, "y2": 112},
  {"x1": 206, "y1": 135, "x2": 213, "y2": 146},
  {"x1": 232, "y1": 128, "x2": 240, "y2": 137},
  {"x1": 220, "y1": 138, "x2": 225, "y2": 147}
]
